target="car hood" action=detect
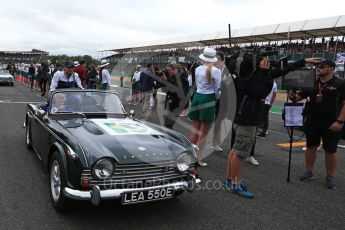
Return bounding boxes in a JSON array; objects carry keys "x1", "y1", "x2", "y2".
[
  {"x1": 0, "y1": 74, "x2": 13, "y2": 78},
  {"x1": 56, "y1": 118, "x2": 188, "y2": 165}
]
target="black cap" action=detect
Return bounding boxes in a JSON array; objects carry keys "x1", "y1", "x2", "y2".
[
  {"x1": 318, "y1": 59, "x2": 336, "y2": 68},
  {"x1": 64, "y1": 61, "x2": 74, "y2": 67}
]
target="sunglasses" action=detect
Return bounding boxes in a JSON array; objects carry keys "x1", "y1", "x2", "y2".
[
  {"x1": 66, "y1": 66, "x2": 74, "y2": 69},
  {"x1": 317, "y1": 65, "x2": 332, "y2": 69}
]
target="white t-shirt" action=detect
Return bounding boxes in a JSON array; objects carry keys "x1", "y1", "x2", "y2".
[
  {"x1": 187, "y1": 74, "x2": 192, "y2": 87},
  {"x1": 101, "y1": 69, "x2": 111, "y2": 84},
  {"x1": 132, "y1": 71, "x2": 141, "y2": 82},
  {"x1": 265, "y1": 82, "x2": 277, "y2": 105},
  {"x1": 195, "y1": 65, "x2": 221, "y2": 99}
]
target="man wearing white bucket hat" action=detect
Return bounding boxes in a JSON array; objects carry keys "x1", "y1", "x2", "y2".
[{"x1": 188, "y1": 47, "x2": 221, "y2": 166}]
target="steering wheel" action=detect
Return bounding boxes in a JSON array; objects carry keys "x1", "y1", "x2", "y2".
[{"x1": 64, "y1": 106, "x2": 78, "y2": 112}]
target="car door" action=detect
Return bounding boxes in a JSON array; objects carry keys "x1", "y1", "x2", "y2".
[
  {"x1": 30, "y1": 110, "x2": 43, "y2": 152},
  {"x1": 36, "y1": 114, "x2": 53, "y2": 162}
]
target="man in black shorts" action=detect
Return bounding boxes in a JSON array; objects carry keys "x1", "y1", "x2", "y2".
[{"x1": 290, "y1": 59, "x2": 345, "y2": 189}]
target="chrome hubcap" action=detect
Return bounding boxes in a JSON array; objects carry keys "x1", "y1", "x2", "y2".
[{"x1": 50, "y1": 160, "x2": 61, "y2": 201}]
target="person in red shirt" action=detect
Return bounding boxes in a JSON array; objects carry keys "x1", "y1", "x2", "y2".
[{"x1": 75, "y1": 60, "x2": 86, "y2": 88}]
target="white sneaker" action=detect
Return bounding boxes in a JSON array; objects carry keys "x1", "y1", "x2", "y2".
[
  {"x1": 303, "y1": 146, "x2": 322, "y2": 151},
  {"x1": 338, "y1": 144, "x2": 345, "y2": 149},
  {"x1": 247, "y1": 156, "x2": 259, "y2": 166},
  {"x1": 265, "y1": 131, "x2": 269, "y2": 135},
  {"x1": 197, "y1": 161, "x2": 208, "y2": 167},
  {"x1": 211, "y1": 145, "x2": 223, "y2": 152}
]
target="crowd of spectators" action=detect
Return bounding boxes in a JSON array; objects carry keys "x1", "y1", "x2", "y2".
[{"x1": 102, "y1": 37, "x2": 344, "y2": 78}]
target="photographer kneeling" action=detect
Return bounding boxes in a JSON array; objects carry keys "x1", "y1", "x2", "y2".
[
  {"x1": 289, "y1": 59, "x2": 345, "y2": 190},
  {"x1": 224, "y1": 55, "x2": 319, "y2": 198}
]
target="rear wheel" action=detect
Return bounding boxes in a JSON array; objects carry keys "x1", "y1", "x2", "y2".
[
  {"x1": 49, "y1": 151, "x2": 70, "y2": 211},
  {"x1": 26, "y1": 119, "x2": 33, "y2": 150}
]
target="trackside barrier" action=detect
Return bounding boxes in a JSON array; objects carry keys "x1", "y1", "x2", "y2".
[{"x1": 15, "y1": 71, "x2": 29, "y2": 84}]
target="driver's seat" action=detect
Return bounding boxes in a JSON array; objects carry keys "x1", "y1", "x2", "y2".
[{"x1": 80, "y1": 96, "x2": 98, "y2": 112}]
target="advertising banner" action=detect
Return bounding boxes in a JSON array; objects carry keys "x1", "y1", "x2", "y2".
[{"x1": 335, "y1": 53, "x2": 345, "y2": 71}]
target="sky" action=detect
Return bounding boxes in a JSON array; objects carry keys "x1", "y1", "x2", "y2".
[{"x1": 0, "y1": 0, "x2": 344, "y2": 57}]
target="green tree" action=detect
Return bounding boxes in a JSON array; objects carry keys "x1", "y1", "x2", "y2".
[{"x1": 47, "y1": 55, "x2": 98, "y2": 66}]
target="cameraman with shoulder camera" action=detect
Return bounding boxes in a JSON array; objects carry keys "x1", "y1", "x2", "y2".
[
  {"x1": 289, "y1": 59, "x2": 345, "y2": 190},
  {"x1": 224, "y1": 52, "x2": 319, "y2": 198}
]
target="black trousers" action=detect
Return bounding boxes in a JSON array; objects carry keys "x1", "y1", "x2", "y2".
[
  {"x1": 40, "y1": 78, "x2": 47, "y2": 95},
  {"x1": 261, "y1": 104, "x2": 271, "y2": 133}
]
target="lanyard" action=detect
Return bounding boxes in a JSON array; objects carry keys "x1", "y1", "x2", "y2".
[{"x1": 318, "y1": 81, "x2": 328, "y2": 94}]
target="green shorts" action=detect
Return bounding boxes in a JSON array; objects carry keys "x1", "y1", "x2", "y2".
[
  {"x1": 133, "y1": 81, "x2": 141, "y2": 90},
  {"x1": 101, "y1": 83, "x2": 108, "y2": 90},
  {"x1": 188, "y1": 92, "x2": 216, "y2": 122}
]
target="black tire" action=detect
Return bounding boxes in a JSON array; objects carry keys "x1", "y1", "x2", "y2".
[
  {"x1": 25, "y1": 119, "x2": 33, "y2": 150},
  {"x1": 174, "y1": 190, "x2": 185, "y2": 197},
  {"x1": 49, "y1": 151, "x2": 70, "y2": 211}
]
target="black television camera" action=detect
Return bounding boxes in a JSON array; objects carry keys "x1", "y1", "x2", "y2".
[{"x1": 224, "y1": 46, "x2": 287, "y2": 80}]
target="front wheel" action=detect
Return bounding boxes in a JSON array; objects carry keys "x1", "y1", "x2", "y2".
[
  {"x1": 26, "y1": 119, "x2": 33, "y2": 150},
  {"x1": 49, "y1": 151, "x2": 70, "y2": 211},
  {"x1": 174, "y1": 190, "x2": 185, "y2": 197}
]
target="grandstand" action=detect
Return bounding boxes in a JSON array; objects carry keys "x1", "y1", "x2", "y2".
[
  {"x1": 0, "y1": 49, "x2": 49, "y2": 64},
  {"x1": 99, "y1": 15, "x2": 345, "y2": 82}
]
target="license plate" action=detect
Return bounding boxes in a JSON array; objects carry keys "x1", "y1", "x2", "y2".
[{"x1": 122, "y1": 187, "x2": 174, "y2": 205}]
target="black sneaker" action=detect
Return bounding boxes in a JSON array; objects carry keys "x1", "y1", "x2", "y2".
[
  {"x1": 325, "y1": 175, "x2": 336, "y2": 190},
  {"x1": 300, "y1": 171, "x2": 314, "y2": 182},
  {"x1": 257, "y1": 132, "x2": 266, "y2": 139}
]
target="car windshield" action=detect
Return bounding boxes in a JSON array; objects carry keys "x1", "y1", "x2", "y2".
[
  {"x1": 0, "y1": 70, "x2": 10, "y2": 74},
  {"x1": 49, "y1": 91, "x2": 126, "y2": 114}
]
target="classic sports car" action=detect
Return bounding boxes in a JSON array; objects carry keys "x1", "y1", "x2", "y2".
[
  {"x1": 25, "y1": 89, "x2": 200, "y2": 211},
  {"x1": 0, "y1": 70, "x2": 14, "y2": 86}
]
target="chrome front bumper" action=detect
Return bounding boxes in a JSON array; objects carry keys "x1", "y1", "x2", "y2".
[
  {"x1": 0, "y1": 79, "x2": 14, "y2": 83},
  {"x1": 64, "y1": 176, "x2": 201, "y2": 205}
]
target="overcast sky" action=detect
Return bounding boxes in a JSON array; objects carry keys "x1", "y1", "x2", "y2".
[{"x1": 0, "y1": 0, "x2": 344, "y2": 57}]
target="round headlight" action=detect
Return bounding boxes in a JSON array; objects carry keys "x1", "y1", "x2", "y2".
[
  {"x1": 93, "y1": 158, "x2": 115, "y2": 179},
  {"x1": 176, "y1": 153, "x2": 195, "y2": 172}
]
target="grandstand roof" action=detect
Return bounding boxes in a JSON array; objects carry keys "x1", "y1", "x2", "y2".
[
  {"x1": 100, "y1": 15, "x2": 345, "y2": 53},
  {"x1": 0, "y1": 49, "x2": 49, "y2": 55}
]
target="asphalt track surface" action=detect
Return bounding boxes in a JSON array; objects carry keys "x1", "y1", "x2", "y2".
[{"x1": 1, "y1": 81, "x2": 345, "y2": 230}]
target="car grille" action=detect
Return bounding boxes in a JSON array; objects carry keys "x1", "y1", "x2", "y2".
[
  {"x1": 81, "y1": 161, "x2": 192, "y2": 189},
  {"x1": 0, "y1": 77, "x2": 12, "y2": 81}
]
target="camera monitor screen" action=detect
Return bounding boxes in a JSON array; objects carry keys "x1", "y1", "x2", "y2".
[
  {"x1": 284, "y1": 103, "x2": 304, "y2": 127},
  {"x1": 282, "y1": 69, "x2": 316, "y2": 90}
]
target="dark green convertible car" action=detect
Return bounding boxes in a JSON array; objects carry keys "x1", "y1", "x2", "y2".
[{"x1": 25, "y1": 90, "x2": 200, "y2": 211}]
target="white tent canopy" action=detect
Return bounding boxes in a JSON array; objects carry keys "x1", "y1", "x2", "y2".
[{"x1": 100, "y1": 15, "x2": 345, "y2": 53}]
